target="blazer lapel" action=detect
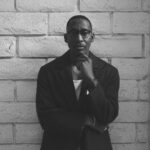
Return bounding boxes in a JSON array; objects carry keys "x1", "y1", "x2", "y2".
[{"x1": 57, "y1": 53, "x2": 78, "y2": 110}]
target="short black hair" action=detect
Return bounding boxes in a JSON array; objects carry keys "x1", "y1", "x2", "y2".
[{"x1": 66, "y1": 15, "x2": 92, "y2": 32}]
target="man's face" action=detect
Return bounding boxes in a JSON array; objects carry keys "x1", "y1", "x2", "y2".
[{"x1": 64, "y1": 18, "x2": 94, "y2": 64}]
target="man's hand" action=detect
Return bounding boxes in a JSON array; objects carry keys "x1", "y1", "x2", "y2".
[
  {"x1": 76, "y1": 54, "x2": 93, "y2": 80},
  {"x1": 76, "y1": 54, "x2": 98, "y2": 89}
]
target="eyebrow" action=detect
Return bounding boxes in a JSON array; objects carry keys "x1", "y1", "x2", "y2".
[{"x1": 67, "y1": 28, "x2": 92, "y2": 33}]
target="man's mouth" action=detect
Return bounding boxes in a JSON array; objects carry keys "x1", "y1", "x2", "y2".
[
  {"x1": 77, "y1": 47, "x2": 84, "y2": 50},
  {"x1": 75, "y1": 45, "x2": 85, "y2": 49}
]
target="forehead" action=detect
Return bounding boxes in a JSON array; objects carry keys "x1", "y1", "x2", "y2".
[{"x1": 67, "y1": 18, "x2": 92, "y2": 32}]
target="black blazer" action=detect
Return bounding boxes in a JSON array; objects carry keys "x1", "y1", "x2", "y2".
[{"x1": 36, "y1": 51, "x2": 120, "y2": 150}]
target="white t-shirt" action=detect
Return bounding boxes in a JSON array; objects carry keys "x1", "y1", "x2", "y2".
[
  {"x1": 72, "y1": 65, "x2": 82, "y2": 100},
  {"x1": 73, "y1": 79, "x2": 82, "y2": 100}
]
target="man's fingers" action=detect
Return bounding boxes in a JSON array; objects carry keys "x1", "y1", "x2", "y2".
[{"x1": 76, "y1": 53, "x2": 89, "y2": 62}]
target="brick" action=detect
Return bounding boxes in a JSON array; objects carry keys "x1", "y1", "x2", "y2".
[
  {"x1": 17, "y1": 0, "x2": 77, "y2": 12},
  {"x1": 139, "y1": 78, "x2": 150, "y2": 100},
  {"x1": 142, "y1": 0, "x2": 150, "y2": 11},
  {"x1": 0, "y1": 0, "x2": 15, "y2": 11},
  {"x1": 145, "y1": 35, "x2": 150, "y2": 57},
  {"x1": 16, "y1": 81, "x2": 37, "y2": 102},
  {"x1": 116, "y1": 102, "x2": 149, "y2": 122},
  {"x1": 0, "y1": 102, "x2": 38, "y2": 122},
  {"x1": 113, "y1": 0, "x2": 141, "y2": 10},
  {"x1": 80, "y1": 0, "x2": 114, "y2": 11},
  {"x1": 19, "y1": 36, "x2": 68, "y2": 57},
  {"x1": 0, "y1": 37, "x2": 16, "y2": 57},
  {"x1": 80, "y1": 0, "x2": 141, "y2": 11},
  {"x1": 0, "y1": 145, "x2": 40, "y2": 150},
  {"x1": 0, "y1": 81, "x2": 14, "y2": 101},
  {"x1": 109, "y1": 123, "x2": 136, "y2": 143},
  {"x1": 0, "y1": 59, "x2": 45, "y2": 79},
  {"x1": 119, "y1": 80, "x2": 138, "y2": 100},
  {"x1": 16, "y1": 124, "x2": 43, "y2": 143},
  {"x1": 113, "y1": 12, "x2": 150, "y2": 33},
  {"x1": 49, "y1": 13, "x2": 111, "y2": 34},
  {"x1": 112, "y1": 58, "x2": 150, "y2": 79},
  {"x1": 137, "y1": 124, "x2": 149, "y2": 142},
  {"x1": 0, "y1": 13, "x2": 47, "y2": 35},
  {"x1": 91, "y1": 35, "x2": 142, "y2": 58},
  {"x1": 0, "y1": 124, "x2": 13, "y2": 143},
  {"x1": 113, "y1": 143, "x2": 149, "y2": 150}
]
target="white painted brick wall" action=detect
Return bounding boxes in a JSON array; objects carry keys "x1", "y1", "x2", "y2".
[
  {"x1": 119, "y1": 80, "x2": 138, "y2": 100},
  {"x1": 109, "y1": 123, "x2": 136, "y2": 143},
  {"x1": 0, "y1": 0, "x2": 149, "y2": 150},
  {"x1": 113, "y1": 12, "x2": 149, "y2": 34},
  {"x1": 112, "y1": 58, "x2": 150, "y2": 79},
  {"x1": 0, "y1": 103, "x2": 38, "y2": 122},
  {"x1": 16, "y1": 81, "x2": 37, "y2": 102},
  {"x1": 0, "y1": 59, "x2": 45, "y2": 79},
  {"x1": 16, "y1": 124, "x2": 43, "y2": 143},
  {"x1": 139, "y1": 79, "x2": 150, "y2": 100},
  {"x1": 91, "y1": 35, "x2": 142, "y2": 57},
  {"x1": 116, "y1": 102, "x2": 149, "y2": 122},
  {"x1": 145, "y1": 35, "x2": 150, "y2": 57},
  {"x1": 0, "y1": 81, "x2": 14, "y2": 101},
  {"x1": 0, "y1": 0, "x2": 15, "y2": 11},
  {"x1": 0, "y1": 145, "x2": 40, "y2": 150},
  {"x1": 19, "y1": 36, "x2": 68, "y2": 57},
  {"x1": 0, "y1": 13, "x2": 48, "y2": 35},
  {"x1": 80, "y1": 0, "x2": 141, "y2": 11},
  {"x1": 0, "y1": 125, "x2": 13, "y2": 143},
  {"x1": 136, "y1": 123, "x2": 149, "y2": 142},
  {"x1": 16, "y1": 0, "x2": 77, "y2": 12},
  {"x1": 113, "y1": 143, "x2": 149, "y2": 150},
  {"x1": 142, "y1": 0, "x2": 150, "y2": 11},
  {"x1": 0, "y1": 37, "x2": 16, "y2": 57}
]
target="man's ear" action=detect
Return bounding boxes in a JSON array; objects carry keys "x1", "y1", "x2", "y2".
[
  {"x1": 91, "y1": 33, "x2": 95, "y2": 42},
  {"x1": 64, "y1": 34, "x2": 68, "y2": 43}
]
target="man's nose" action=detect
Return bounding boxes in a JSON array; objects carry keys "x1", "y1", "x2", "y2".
[{"x1": 76, "y1": 33, "x2": 83, "y2": 41}]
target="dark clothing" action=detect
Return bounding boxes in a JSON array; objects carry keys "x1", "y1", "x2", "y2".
[{"x1": 36, "y1": 51, "x2": 120, "y2": 150}]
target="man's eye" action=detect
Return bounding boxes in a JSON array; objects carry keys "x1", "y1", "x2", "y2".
[
  {"x1": 81, "y1": 31, "x2": 90, "y2": 36},
  {"x1": 82, "y1": 32, "x2": 88, "y2": 35}
]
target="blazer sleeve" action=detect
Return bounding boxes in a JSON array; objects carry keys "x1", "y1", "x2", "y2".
[
  {"x1": 36, "y1": 67, "x2": 88, "y2": 137},
  {"x1": 87, "y1": 68, "x2": 120, "y2": 125}
]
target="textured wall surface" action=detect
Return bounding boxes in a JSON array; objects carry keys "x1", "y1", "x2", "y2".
[{"x1": 0, "y1": 0, "x2": 149, "y2": 150}]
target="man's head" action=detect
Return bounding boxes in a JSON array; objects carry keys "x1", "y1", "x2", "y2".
[{"x1": 64, "y1": 15, "x2": 94, "y2": 64}]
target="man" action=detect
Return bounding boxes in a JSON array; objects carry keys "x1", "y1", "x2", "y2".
[{"x1": 36, "y1": 15, "x2": 120, "y2": 150}]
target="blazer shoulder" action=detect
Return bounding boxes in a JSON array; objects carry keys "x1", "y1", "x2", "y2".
[
  {"x1": 91, "y1": 52, "x2": 118, "y2": 73},
  {"x1": 103, "y1": 61, "x2": 119, "y2": 78},
  {"x1": 105, "y1": 61, "x2": 118, "y2": 73},
  {"x1": 40, "y1": 58, "x2": 57, "y2": 70},
  {"x1": 40, "y1": 54, "x2": 68, "y2": 72}
]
